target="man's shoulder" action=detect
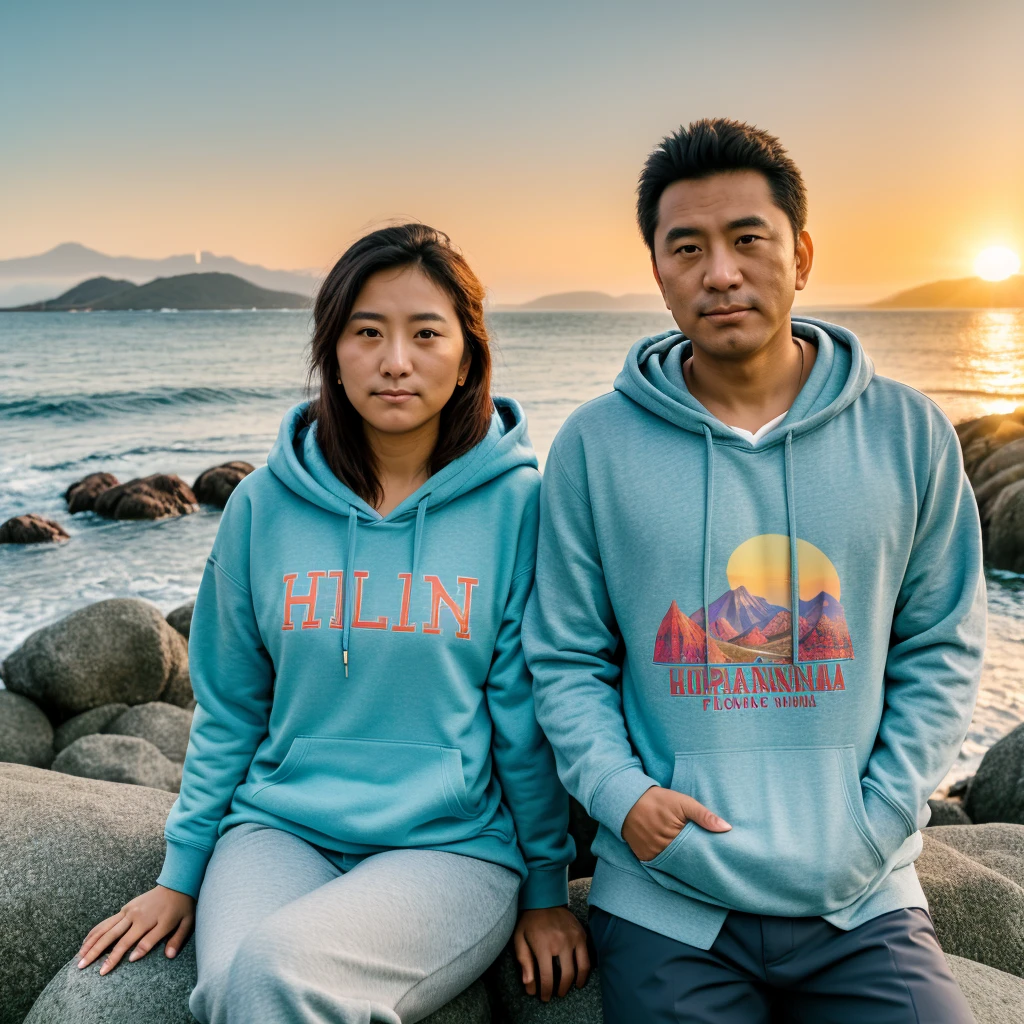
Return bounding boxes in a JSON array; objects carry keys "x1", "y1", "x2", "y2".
[
  {"x1": 550, "y1": 390, "x2": 643, "y2": 454},
  {"x1": 862, "y1": 375, "x2": 959, "y2": 449}
]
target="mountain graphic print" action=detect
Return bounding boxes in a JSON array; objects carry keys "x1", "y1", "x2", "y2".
[{"x1": 653, "y1": 534, "x2": 855, "y2": 666}]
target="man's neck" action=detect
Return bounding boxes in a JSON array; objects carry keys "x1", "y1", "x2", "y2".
[{"x1": 683, "y1": 323, "x2": 816, "y2": 434}]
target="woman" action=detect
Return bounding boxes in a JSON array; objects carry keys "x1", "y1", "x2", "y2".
[{"x1": 76, "y1": 224, "x2": 589, "y2": 1022}]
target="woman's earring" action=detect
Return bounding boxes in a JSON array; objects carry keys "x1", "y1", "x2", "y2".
[
  {"x1": 457, "y1": 376, "x2": 465, "y2": 386},
  {"x1": 336, "y1": 376, "x2": 342, "y2": 384}
]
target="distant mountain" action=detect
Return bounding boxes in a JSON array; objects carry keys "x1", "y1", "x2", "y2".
[
  {"x1": 497, "y1": 290, "x2": 667, "y2": 312},
  {"x1": 692, "y1": 585, "x2": 787, "y2": 635},
  {"x1": 4, "y1": 272, "x2": 309, "y2": 311},
  {"x1": 0, "y1": 243, "x2": 319, "y2": 306},
  {"x1": 871, "y1": 274, "x2": 1024, "y2": 308},
  {"x1": 797, "y1": 591, "x2": 854, "y2": 661},
  {"x1": 798, "y1": 591, "x2": 847, "y2": 631}
]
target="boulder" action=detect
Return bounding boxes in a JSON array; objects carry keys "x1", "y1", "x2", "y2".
[
  {"x1": 166, "y1": 600, "x2": 195, "y2": 641},
  {"x1": 0, "y1": 690, "x2": 54, "y2": 767},
  {"x1": 957, "y1": 408, "x2": 1024, "y2": 448},
  {"x1": 987, "y1": 481, "x2": 1024, "y2": 572},
  {"x1": 964, "y1": 426, "x2": 1024, "y2": 482},
  {"x1": 51, "y1": 734, "x2": 182, "y2": 792},
  {"x1": 65, "y1": 472, "x2": 120, "y2": 514},
  {"x1": 976, "y1": 463, "x2": 1024, "y2": 525},
  {"x1": 104, "y1": 702, "x2": 194, "y2": 763},
  {"x1": 486, "y1": 877, "x2": 601, "y2": 1023},
  {"x1": 965, "y1": 721, "x2": 1024, "y2": 825},
  {"x1": 0, "y1": 763, "x2": 177, "y2": 1024},
  {"x1": 192, "y1": 462, "x2": 254, "y2": 508},
  {"x1": 0, "y1": 513, "x2": 70, "y2": 544},
  {"x1": 917, "y1": 825, "x2": 1024, "y2": 977},
  {"x1": 928, "y1": 797, "x2": 973, "y2": 826},
  {"x1": 973, "y1": 437, "x2": 1024, "y2": 490},
  {"x1": 944, "y1": 954, "x2": 1024, "y2": 1024},
  {"x1": 55, "y1": 703, "x2": 131, "y2": 753},
  {"x1": 948, "y1": 775, "x2": 973, "y2": 799},
  {"x1": 1, "y1": 597, "x2": 191, "y2": 722},
  {"x1": 93, "y1": 474, "x2": 199, "y2": 520}
]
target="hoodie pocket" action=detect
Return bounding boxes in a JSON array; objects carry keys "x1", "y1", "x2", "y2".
[
  {"x1": 641, "y1": 745, "x2": 884, "y2": 917},
  {"x1": 250, "y1": 736, "x2": 477, "y2": 846}
]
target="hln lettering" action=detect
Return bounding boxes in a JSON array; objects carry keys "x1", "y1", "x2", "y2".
[{"x1": 281, "y1": 570, "x2": 478, "y2": 639}]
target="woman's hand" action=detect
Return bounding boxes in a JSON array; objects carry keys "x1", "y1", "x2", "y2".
[
  {"x1": 513, "y1": 905, "x2": 591, "y2": 1001},
  {"x1": 77, "y1": 885, "x2": 196, "y2": 976}
]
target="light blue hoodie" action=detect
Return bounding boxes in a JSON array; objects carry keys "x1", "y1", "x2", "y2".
[
  {"x1": 157, "y1": 396, "x2": 574, "y2": 909},
  {"x1": 523, "y1": 317, "x2": 985, "y2": 949}
]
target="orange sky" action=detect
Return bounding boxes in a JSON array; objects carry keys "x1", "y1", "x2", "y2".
[{"x1": 2, "y1": 2, "x2": 1022, "y2": 305}]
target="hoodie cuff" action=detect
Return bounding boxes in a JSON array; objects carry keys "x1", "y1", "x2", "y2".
[
  {"x1": 518, "y1": 865, "x2": 570, "y2": 910},
  {"x1": 156, "y1": 836, "x2": 214, "y2": 899},
  {"x1": 862, "y1": 781, "x2": 914, "y2": 860},
  {"x1": 590, "y1": 764, "x2": 659, "y2": 840}
]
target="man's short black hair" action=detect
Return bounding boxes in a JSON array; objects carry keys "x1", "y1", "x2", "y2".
[{"x1": 637, "y1": 118, "x2": 807, "y2": 253}]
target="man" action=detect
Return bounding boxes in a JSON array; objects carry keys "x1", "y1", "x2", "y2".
[{"x1": 523, "y1": 118, "x2": 986, "y2": 1022}]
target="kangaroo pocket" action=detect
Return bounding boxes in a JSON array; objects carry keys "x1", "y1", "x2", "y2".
[
  {"x1": 641, "y1": 745, "x2": 884, "y2": 916},
  {"x1": 249, "y1": 736, "x2": 478, "y2": 846}
]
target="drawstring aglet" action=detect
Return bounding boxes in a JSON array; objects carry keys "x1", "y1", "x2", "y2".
[{"x1": 343, "y1": 650, "x2": 349, "y2": 678}]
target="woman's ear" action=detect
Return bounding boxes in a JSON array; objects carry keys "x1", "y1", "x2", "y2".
[{"x1": 458, "y1": 345, "x2": 472, "y2": 384}]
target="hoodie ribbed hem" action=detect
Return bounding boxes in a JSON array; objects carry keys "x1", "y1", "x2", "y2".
[
  {"x1": 519, "y1": 865, "x2": 570, "y2": 910},
  {"x1": 156, "y1": 836, "x2": 214, "y2": 899}
]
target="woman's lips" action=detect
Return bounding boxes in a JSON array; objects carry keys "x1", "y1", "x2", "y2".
[{"x1": 374, "y1": 391, "x2": 417, "y2": 404}]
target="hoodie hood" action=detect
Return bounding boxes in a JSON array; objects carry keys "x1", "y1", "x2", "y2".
[
  {"x1": 266, "y1": 394, "x2": 537, "y2": 676},
  {"x1": 613, "y1": 315, "x2": 874, "y2": 447}
]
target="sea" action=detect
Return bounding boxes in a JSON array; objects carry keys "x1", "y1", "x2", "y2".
[{"x1": 3, "y1": 307, "x2": 1024, "y2": 793}]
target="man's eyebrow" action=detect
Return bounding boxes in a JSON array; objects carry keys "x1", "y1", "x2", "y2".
[
  {"x1": 663, "y1": 225, "x2": 701, "y2": 244},
  {"x1": 726, "y1": 215, "x2": 771, "y2": 231}
]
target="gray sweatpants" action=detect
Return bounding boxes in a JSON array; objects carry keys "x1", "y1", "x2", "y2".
[{"x1": 189, "y1": 821, "x2": 520, "y2": 1024}]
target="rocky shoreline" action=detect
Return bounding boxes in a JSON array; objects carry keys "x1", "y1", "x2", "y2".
[{"x1": 2, "y1": 594, "x2": 1024, "y2": 1021}]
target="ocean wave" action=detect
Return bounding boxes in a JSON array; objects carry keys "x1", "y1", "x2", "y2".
[{"x1": 0, "y1": 385, "x2": 306, "y2": 420}]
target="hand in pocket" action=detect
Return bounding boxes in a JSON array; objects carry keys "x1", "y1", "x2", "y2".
[{"x1": 622, "y1": 786, "x2": 731, "y2": 862}]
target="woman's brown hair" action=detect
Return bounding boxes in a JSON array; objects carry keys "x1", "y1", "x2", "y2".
[{"x1": 305, "y1": 223, "x2": 494, "y2": 508}]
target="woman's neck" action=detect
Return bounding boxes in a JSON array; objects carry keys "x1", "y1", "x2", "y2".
[{"x1": 365, "y1": 416, "x2": 440, "y2": 516}]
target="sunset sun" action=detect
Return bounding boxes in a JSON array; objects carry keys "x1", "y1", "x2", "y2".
[{"x1": 974, "y1": 246, "x2": 1021, "y2": 282}]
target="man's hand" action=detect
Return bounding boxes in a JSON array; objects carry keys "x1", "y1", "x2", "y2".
[
  {"x1": 513, "y1": 906, "x2": 590, "y2": 1001},
  {"x1": 621, "y1": 786, "x2": 731, "y2": 862}
]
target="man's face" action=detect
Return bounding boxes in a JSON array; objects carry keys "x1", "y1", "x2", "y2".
[{"x1": 651, "y1": 169, "x2": 813, "y2": 359}]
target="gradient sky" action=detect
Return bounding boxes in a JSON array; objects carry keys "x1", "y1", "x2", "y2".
[{"x1": 2, "y1": 0, "x2": 1022, "y2": 304}]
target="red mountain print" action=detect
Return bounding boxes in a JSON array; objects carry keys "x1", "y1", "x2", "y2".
[
  {"x1": 760, "y1": 610, "x2": 811, "y2": 640},
  {"x1": 710, "y1": 617, "x2": 738, "y2": 641},
  {"x1": 654, "y1": 601, "x2": 725, "y2": 664},
  {"x1": 737, "y1": 625, "x2": 769, "y2": 647}
]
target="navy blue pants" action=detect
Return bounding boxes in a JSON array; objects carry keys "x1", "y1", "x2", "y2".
[{"x1": 589, "y1": 906, "x2": 975, "y2": 1023}]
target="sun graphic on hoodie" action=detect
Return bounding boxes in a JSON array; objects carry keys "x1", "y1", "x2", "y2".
[{"x1": 726, "y1": 534, "x2": 841, "y2": 607}]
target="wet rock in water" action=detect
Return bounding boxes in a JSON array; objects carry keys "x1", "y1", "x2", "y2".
[
  {"x1": 917, "y1": 825, "x2": 1024, "y2": 978},
  {"x1": 104, "y1": 702, "x2": 193, "y2": 763},
  {"x1": 944, "y1": 954, "x2": 1024, "y2": 1024},
  {"x1": 987, "y1": 483, "x2": 1024, "y2": 574},
  {"x1": 93, "y1": 474, "x2": 198, "y2": 520},
  {"x1": 0, "y1": 597, "x2": 191, "y2": 722},
  {"x1": 166, "y1": 600, "x2": 195, "y2": 640},
  {"x1": 65, "y1": 472, "x2": 120, "y2": 514},
  {"x1": 928, "y1": 798, "x2": 973, "y2": 826},
  {"x1": 487, "y1": 876, "x2": 602, "y2": 1022},
  {"x1": 964, "y1": 722, "x2": 1024, "y2": 825},
  {"x1": 54, "y1": 703, "x2": 130, "y2": 753},
  {"x1": 192, "y1": 461, "x2": 254, "y2": 508},
  {"x1": 973, "y1": 437, "x2": 1024, "y2": 490},
  {"x1": 0, "y1": 513, "x2": 70, "y2": 544},
  {"x1": 51, "y1": 733, "x2": 182, "y2": 792},
  {"x1": 0, "y1": 690, "x2": 54, "y2": 767},
  {"x1": 0, "y1": 763, "x2": 177, "y2": 1024}
]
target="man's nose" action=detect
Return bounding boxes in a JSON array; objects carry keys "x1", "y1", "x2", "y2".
[{"x1": 703, "y1": 244, "x2": 743, "y2": 292}]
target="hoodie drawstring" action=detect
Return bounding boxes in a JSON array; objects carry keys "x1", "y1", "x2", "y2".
[
  {"x1": 412, "y1": 496, "x2": 429, "y2": 585},
  {"x1": 783, "y1": 431, "x2": 800, "y2": 664},
  {"x1": 701, "y1": 426, "x2": 715, "y2": 657},
  {"x1": 343, "y1": 506, "x2": 358, "y2": 677}
]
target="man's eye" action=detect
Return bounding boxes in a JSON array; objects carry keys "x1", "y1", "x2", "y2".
[
  {"x1": 676, "y1": 244, "x2": 700, "y2": 255},
  {"x1": 737, "y1": 235, "x2": 759, "y2": 245}
]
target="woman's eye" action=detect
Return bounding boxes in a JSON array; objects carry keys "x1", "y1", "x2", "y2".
[
  {"x1": 357, "y1": 327, "x2": 382, "y2": 338},
  {"x1": 416, "y1": 329, "x2": 439, "y2": 339}
]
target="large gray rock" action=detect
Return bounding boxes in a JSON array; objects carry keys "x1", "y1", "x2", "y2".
[
  {"x1": 918, "y1": 825, "x2": 1024, "y2": 977},
  {"x1": 0, "y1": 763, "x2": 177, "y2": 1024},
  {"x1": 94, "y1": 474, "x2": 199, "y2": 520},
  {"x1": 1, "y1": 597, "x2": 192, "y2": 722},
  {"x1": 486, "y1": 878, "x2": 601, "y2": 1024},
  {"x1": 965, "y1": 423, "x2": 1024, "y2": 481},
  {"x1": 976, "y1": 463, "x2": 1024, "y2": 524},
  {"x1": 51, "y1": 734, "x2": 182, "y2": 792},
  {"x1": 65, "y1": 472, "x2": 120, "y2": 514},
  {"x1": 192, "y1": 461, "x2": 254, "y2": 508},
  {"x1": 986, "y1": 481, "x2": 1024, "y2": 573},
  {"x1": 928, "y1": 797, "x2": 973, "y2": 826},
  {"x1": 166, "y1": 600, "x2": 195, "y2": 641},
  {"x1": 0, "y1": 690, "x2": 54, "y2": 767},
  {"x1": 946, "y1": 954, "x2": 1024, "y2": 1023},
  {"x1": 104, "y1": 702, "x2": 194, "y2": 763},
  {"x1": 54, "y1": 703, "x2": 131, "y2": 753},
  {"x1": 965, "y1": 722, "x2": 1024, "y2": 825},
  {"x1": 0, "y1": 513, "x2": 70, "y2": 544},
  {"x1": 973, "y1": 437, "x2": 1024, "y2": 490}
]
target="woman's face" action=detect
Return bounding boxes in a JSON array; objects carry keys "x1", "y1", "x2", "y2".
[{"x1": 336, "y1": 265, "x2": 471, "y2": 437}]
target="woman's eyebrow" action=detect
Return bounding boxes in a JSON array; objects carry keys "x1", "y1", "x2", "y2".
[{"x1": 347, "y1": 310, "x2": 387, "y2": 323}]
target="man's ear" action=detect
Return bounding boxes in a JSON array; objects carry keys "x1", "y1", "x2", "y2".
[
  {"x1": 794, "y1": 230, "x2": 814, "y2": 292},
  {"x1": 652, "y1": 257, "x2": 669, "y2": 309}
]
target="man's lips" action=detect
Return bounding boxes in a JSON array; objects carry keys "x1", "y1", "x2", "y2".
[
  {"x1": 701, "y1": 306, "x2": 754, "y2": 323},
  {"x1": 374, "y1": 390, "x2": 417, "y2": 404}
]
